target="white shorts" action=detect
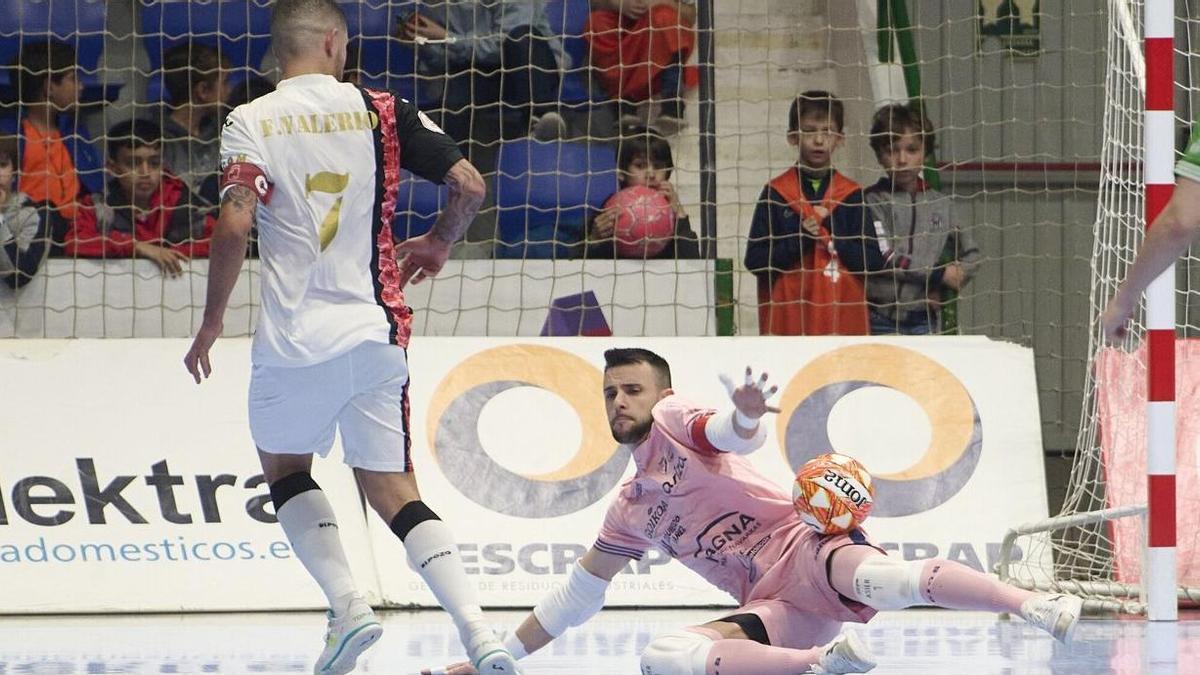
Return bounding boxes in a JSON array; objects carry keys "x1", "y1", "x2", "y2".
[{"x1": 248, "y1": 341, "x2": 412, "y2": 472}]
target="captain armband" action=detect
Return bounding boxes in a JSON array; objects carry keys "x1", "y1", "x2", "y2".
[{"x1": 220, "y1": 162, "x2": 274, "y2": 205}]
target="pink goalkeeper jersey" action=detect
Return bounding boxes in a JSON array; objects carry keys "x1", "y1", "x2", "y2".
[{"x1": 595, "y1": 395, "x2": 804, "y2": 603}]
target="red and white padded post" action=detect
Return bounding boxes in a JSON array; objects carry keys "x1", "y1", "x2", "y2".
[{"x1": 1144, "y1": 0, "x2": 1177, "y2": 623}]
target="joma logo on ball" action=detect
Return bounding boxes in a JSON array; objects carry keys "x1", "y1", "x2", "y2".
[{"x1": 820, "y1": 469, "x2": 870, "y2": 507}]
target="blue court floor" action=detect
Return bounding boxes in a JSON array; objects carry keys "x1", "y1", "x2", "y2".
[{"x1": 0, "y1": 608, "x2": 1196, "y2": 674}]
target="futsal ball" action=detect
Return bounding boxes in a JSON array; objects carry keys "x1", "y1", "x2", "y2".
[
  {"x1": 605, "y1": 185, "x2": 674, "y2": 258},
  {"x1": 792, "y1": 453, "x2": 875, "y2": 535}
]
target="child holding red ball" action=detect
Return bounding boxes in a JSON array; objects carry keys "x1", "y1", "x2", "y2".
[{"x1": 575, "y1": 128, "x2": 699, "y2": 259}]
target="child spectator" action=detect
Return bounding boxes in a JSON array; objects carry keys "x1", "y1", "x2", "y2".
[
  {"x1": 11, "y1": 40, "x2": 86, "y2": 223},
  {"x1": 64, "y1": 119, "x2": 214, "y2": 278},
  {"x1": 0, "y1": 135, "x2": 51, "y2": 288},
  {"x1": 397, "y1": 0, "x2": 566, "y2": 153},
  {"x1": 585, "y1": 0, "x2": 697, "y2": 135},
  {"x1": 575, "y1": 127, "x2": 699, "y2": 259},
  {"x1": 159, "y1": 42, "x2": 231, "y2": 207},
  {"x1": 745, "y1": 91, "x2": 882, "y2": 335},
  {"x1": 863, "y1": 103, "x2": 982, "y2": 334}
]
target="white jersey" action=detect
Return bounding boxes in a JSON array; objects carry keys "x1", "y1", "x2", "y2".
[{"x1": 220, "y1": 73, "x2": 461, "y2": 367}]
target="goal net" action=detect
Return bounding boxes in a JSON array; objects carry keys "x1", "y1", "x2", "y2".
[
  {"x1": 0, "y1": 1, "x2": 1103, "y2": 354},
  {"x1": 996, "y1": 0, "x2": 1200, "y2": 614}
]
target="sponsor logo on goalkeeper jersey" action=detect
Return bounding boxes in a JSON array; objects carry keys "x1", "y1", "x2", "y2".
[
  {"x1": 659, "y1": 515, "x2": 687, "y2": 557},
  {"x1": 658, "y1": 455, "x2": 688, "y2": 494},
  {"x1": 0, "y1": 458, "x2": 273, "y2": 527},
  {"x1": 693, "y1": 511, "x2": 761, "y2": 565},
  {"x1": 644, "y1": 500, "x2": 669, "y2": 538}
]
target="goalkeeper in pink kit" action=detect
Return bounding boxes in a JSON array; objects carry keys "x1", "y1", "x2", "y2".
[{"x1": 428, "y1": 348, "x2": 1083, "y2": 675}]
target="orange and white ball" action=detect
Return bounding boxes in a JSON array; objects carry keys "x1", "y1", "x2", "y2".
[{"x1": 792, "y1": 453, "x2": 875, "y2": 535}]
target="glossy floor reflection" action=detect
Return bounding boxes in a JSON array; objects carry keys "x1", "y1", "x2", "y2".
[{"x1": 0, "y1": 608, "x2": 1197, "y2": 674}]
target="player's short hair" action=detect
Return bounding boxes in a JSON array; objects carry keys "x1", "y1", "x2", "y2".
[
  {"x1": 17, "y1": 39, "x2": 77, "y2": 103},
  {"x1": 604, "y1": 348, "x2": 672, "y2": 389},
  {"x1": 869, "y1": 103, "x2": 936, "y2": 157},
  {"x1": 270, "y1": 0, "x2": 348, "y2": 64},
  {"x1": 228, "y1": 75, "x2": 276, "y2": 109},
  {"x1": 344, "y1": 38, "x2": 364, "y2": 79},
  {"x1": 789, "y1": 90, "x2": 844, "y2": 133},
  {"x1": 617, "y1": 127, "x2": 674, "y2": 182},
  {"x1": 105, "y1": 119, "x2": 163, "y2": 161},
  {"x1": 162, "y1": 42, "x2": 230, "y2": 106}
]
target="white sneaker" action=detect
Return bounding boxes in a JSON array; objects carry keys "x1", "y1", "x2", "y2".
[
  {"x1": 1020, "y1": 593, "x2": 1083, "y2": 643},
  {"x1": 530, "y1": 112, "x2": 567, "y2": 141},
  {"x1": 620, "y1": 99, "x2": 655, "y2": 130},
  {"x1": 650, "y1": 112, "x2": 686, "y2": 136},
  {"x1": 810, "y1": 631, "x2": 876, "y2": 674},
  {"x1": 467, "y1": 631, "x2": 523, "y2": 674},
  {"x1": 313, "y1": 597, "x2": 383, "y2": 675}
]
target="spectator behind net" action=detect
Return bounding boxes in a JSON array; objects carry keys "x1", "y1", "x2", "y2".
[
  {"x1": 11, "y1": 40, "x2": 86, "y2": 223},
  {"x1": 64, "y1": 119, "x2": 214, "y2": 278},
  {"x1": 160, "y1": 42, "x2": 232, "y2": 207},
  {"x1": 0, "y1": 135, "x2": 51, "y2": 288},
  {"x1": 862, "y1": 103, "x2": 982, "y2": 335},
  {"x1": 395, "y1": 0, "x2": 568, "y2": 154},
  {"x1": 745, "y1": 90, "x2": 881, "y2": 336},
  {"x1": 575, "y1": 127, "x2": 698, "y2": 259},
  {"x1": 585, "y1": 0, "x2": 697, "y2": 135}
]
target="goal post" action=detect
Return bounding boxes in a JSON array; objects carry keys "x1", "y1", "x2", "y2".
[{"x1": 1142, "y1": 0, "x2": 1177, "y2": 623}]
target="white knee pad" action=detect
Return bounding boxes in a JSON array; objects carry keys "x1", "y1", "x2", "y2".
[
  {"x1": 639, "y1": 630, "x2": 714, "y2": 675},
  {"x1": 850, "y1": 556, "x2": 930, "y2": 610}
]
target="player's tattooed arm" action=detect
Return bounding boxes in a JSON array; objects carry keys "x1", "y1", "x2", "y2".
[
  {"x1": 428, "y1": 158, "x2": 485, "y2": 245},
  {"x1": 206, "y1": 184, "x2": 256, "y2": 318},
  {"x1": 221, "y1": 184, "x2": 259, "y2": 220},
  {"x1": 185, "y1": 185, "x2": 255, "y2": 384}
]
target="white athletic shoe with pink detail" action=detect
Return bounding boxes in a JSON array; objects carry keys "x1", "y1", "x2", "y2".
[
  {"x1": 1020, "y1": 593, "x2": 1083, "y2": 643},
  {"x1": 810, "y1": 631, "x2": 877, "y2": 674}
]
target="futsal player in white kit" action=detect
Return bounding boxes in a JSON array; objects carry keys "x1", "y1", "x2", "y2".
[
  {"x1": 425, "y1": 348, "x2": 1083, "y2": 675},
  {"x1": 182, "y1": 2, "x2": 521, "y2": 673}
]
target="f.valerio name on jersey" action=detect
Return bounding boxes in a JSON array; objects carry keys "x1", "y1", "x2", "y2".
[{"x1": 258, "y1": 110, "x2": 380, "y2": 138}]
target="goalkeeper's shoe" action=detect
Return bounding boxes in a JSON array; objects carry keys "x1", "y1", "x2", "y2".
[
  {"x1": 314, "y1": 596, "x2": 383, "y2": 675},
  {"x1": 810, "y1": 631, "x2": 877, "y2": 674},
  {"x1": 1020, "y1": 593, "x2": 1083, "y2": 644}
]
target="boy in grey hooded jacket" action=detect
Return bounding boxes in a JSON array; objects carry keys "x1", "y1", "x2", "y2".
[
  {"x1": 0, "y1": 136, "x2": 51, "y2": 289},
  {"x1": 862, "y1": 104, "x2": 981, "y2": 334}
]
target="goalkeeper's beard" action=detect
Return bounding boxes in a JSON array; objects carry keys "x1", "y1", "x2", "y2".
[{"x1": 610, "y1": 416, "x2": 653, "y2": 445}]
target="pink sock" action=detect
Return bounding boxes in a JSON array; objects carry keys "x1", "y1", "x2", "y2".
[
  {"x1": 703, "y1": 639, "x2": 823, "y2": 675},
  {"x1": 830, "y1": 546, "x2": 1036, "y2": 614},
  {"x1": 684, "y1": 627, "x2": 825, "y2": 675},
  {"x1": 915, "y1": 558, "x2": 1035, "y2": 613}
]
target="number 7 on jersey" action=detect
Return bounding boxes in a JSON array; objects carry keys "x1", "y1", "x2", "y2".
[{"x1": 306, "y1": 171, "x2": 350, "y2": 251}]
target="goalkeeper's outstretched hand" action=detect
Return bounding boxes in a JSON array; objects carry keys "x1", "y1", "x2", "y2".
[{"x1": 719, "y1": 366, "x2": 780, "y2": 422}]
